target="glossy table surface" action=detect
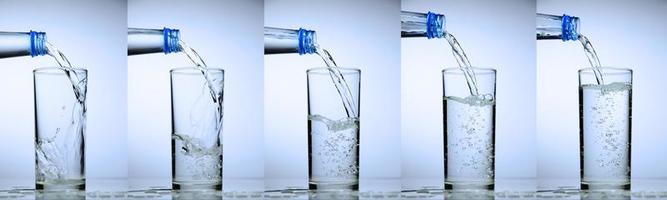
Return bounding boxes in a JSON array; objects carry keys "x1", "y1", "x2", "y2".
[{"x1": 0, "y1": 178, "x2": 665, "y2": 199}]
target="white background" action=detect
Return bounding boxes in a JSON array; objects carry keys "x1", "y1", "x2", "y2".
[
  {"x1": 401, "y1": 0, "x2": 537, "y2": 188},
  {"x1": 537, "y1": 0, "x2": 667, "y2": 187},
  {"x1": 0, "y1": 0, "x2": 128, "y2": 182},
  {"x1": 264, "y1": 0, "x2": 402, "y2": 190},
  {"x1": 127, "y1": 0, "x2": 264, "y2": 189}
]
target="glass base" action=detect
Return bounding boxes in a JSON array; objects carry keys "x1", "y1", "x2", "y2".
[
  {"x1": 172, "y1": 189, "x2": 223, "y2": 200},
  {"x1": 36, "y1": 190, "x2": 86, "y2": 200},
  {"x1": 36, "y1": 179, "x2": 85, "y2": 191},
  {"x1": 445, "y1": 181, "x2": 494, "y2": 190},
  {"x1": 581, "y1": 181, "x2": 630, "y2": 191},
  {"x1": 172, "y1": 181, "x2": 222, "y2": 191},
  {"x1": 309, "y1": 180, "x2": 358, "y2": 191}
]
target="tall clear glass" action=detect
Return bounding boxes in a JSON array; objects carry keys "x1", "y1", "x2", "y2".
[
  {"x1": 34, "y1": 67, "x2": 87, "y2": 191},
  {"x1": 307, "y1": 67, "x2": 360, "y2": 190},
  {"x1": 443, "y1": 67, "x2": 496, "y2": 190},
  {"x1": 170, "y1": 67, "x2": 224, "y2": 190},
  {"x1": 579, "y1": 67, "x2": 632, "y2": 190}
]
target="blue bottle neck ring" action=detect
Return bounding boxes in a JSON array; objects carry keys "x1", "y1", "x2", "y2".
[
  {"x1": 426, "y1": 12, "x2": 445, "y2": 39},
  {"x1": 561, "y1": 14, "x2": 579, "y2": 41},
  {"x1": 298, "y1": 28, "x2": 316, "y2": 55},
  {"x1": 163, "y1": 28, "x2": 181, "y2": 54},
  {"x1": 30, "y1": 31, "x2": 47, "y2": 57}
]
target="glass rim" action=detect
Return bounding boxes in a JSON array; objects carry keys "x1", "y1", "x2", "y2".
[
  {"x1": 578, "y1": 67, "x2": 632, "y2": 75},
  {"x1": 442, "y1": 67, "x2": 496, "y2": 75},
  {"x1": 307, "y1": 67, "x2": 360, "y2": 75},
  {"x1": 33, "y1": 67, "x2": 87, "y2": 74},
  {"x1": 170, "y1": 67, "x2": 224, "y2": 75}
]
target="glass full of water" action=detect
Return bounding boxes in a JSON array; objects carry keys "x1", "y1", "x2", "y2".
[
  {"x1": 34, "y1": 67, "x2": 87, "y2": 191},
  {"x1": 443, "y1": 67, "x2": 496, "y2": 190},
  {"x1": 579, "y1": 67, "x2": 632, "y2": 190},
  {"x1": 307, "y1": 67, "x2": 360, "y2": 190},
  {"x1": 170, "y1": 67, "x2": 224, "y2": 190}
]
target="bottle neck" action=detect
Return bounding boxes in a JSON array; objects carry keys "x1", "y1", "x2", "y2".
[
  {"x1": 401, "y1": 11, "x2": 445, "y2": 39},
  {"x1": 536, "y1": 13, "x2": 579, "y2": 41},
  {"x1": 264, "y1": 27, "x2": 317, "y2": 55},
  {"x1": 0, "y1": 31, "x2": 47, "y2": 59},
  {"x1": 127, "y1": 27, "x2": 181, "y2": 55}
]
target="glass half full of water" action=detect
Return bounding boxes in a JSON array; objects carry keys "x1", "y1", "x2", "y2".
[
  {"x1": 442, "y1": 67, "x2": 496, "y2": 190},
  {"x1": 307, "y1": 67, "x2": 360, "y2": 191},
  {"x1": 34, "y1": 67, "x2": 87, "y2": 191},
  {"x1": 170, "y1": 67, "x2": 224, "y2": 191},
  {"x1": 579, "y1": 67, "x2": 632, "y2": 190}
]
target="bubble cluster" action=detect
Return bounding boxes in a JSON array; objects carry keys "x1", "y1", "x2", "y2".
[
  {"x1": 445, "y1": 95, "x2": 495, "y2": 182},
  {"x1": 309, "y1": 115, "x2": 359, "y2": 181},
  {"x1": 172, "y1": 83, "x2": 223, "y2": 182},
  {"x1": 173, "y1": 134, "x2": 222, "y2": 180}
]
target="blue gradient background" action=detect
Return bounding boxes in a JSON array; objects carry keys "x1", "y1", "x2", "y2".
[
  {"x1": 0, "y1": 0, "x2": 128, "y2": 184},
  {"x1": 537, "y1": 0, "x2": 667, "y2": 189}
]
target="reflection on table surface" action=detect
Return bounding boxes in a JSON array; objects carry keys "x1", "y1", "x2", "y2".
[
  {"x1": 401, "y1": 178, "x2": 667, "y2": 200},
  {"x1": 0, "y1": 178, "x2": 666, "y2": 199}
]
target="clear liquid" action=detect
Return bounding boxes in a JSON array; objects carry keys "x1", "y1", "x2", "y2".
[
  {"x1": 314, "y1": 46, "x2": 358, "y2": 118},
  {"x1": 35, "y1": 42, "x2": 86, "y2": 188},
  {"x1": 444, "y1": 95, "x2": 495, "y2": 187},
  {"x1": 578, "y1": 35, "x2": 605, "y2": 85},
  {"x1": 308, "y1": 114, "x2": 359, "y2": 187},
  {"x1": 444, "y1": 32, "x2": 479, "y2": 96},
  {"x1": 580, "y1": 82, "x2": 631, "y2": 188},
  {"x1": 172, "y1": 133, "x2": 222, "y2": 184}
]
